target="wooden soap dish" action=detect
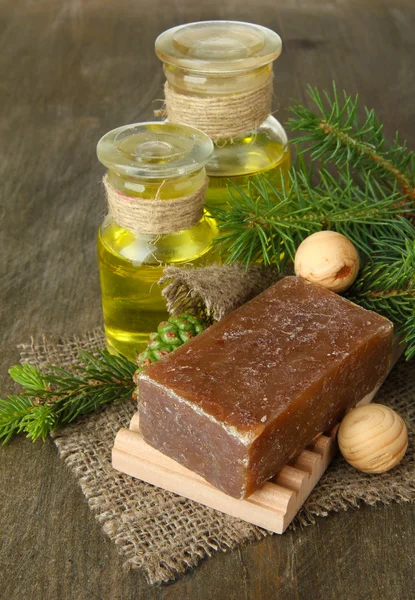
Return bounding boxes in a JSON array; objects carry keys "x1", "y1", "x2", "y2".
[
  {"x1": 112, "y1": 380, "x2": 389, "y2": 534},
  {"x1": 112, "y1": 338, "x2": 404, "y2": 533}
]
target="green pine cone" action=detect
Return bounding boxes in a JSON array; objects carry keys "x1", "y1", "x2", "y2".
[{"x1": 133, "y1": 314, "x2": 207, "y2": 384}]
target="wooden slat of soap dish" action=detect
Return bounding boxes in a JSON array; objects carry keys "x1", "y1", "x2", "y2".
[
  {"x1": 112, "y1": 340, "x2": 405, "y2": 534},
  {"x1": 112, "y1": 416, "x2": 339, "y2": 533}
]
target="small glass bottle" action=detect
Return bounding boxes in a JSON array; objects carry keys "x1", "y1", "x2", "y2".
[
  {"x1": 155, "y1": 21, "x2": 290, "y2": 209},
  {"x1": 97, "y1": 122, "x2": 217, "y2": 360}
]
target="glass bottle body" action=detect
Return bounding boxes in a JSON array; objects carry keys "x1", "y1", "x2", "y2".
[
  {"x1": 97, "y1": 169, "x2": 217, "y2": 360},
  {"x1": 205, "y1": 116, "x2": 290, "y2": 209}
]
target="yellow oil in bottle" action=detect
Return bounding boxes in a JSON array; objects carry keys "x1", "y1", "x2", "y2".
[
  {"x1": 205, "y1": 133, "x2": 290, "y2": 209},
  {"x1": 97, "y1": 214, "x2": 217, "y2": 360}
]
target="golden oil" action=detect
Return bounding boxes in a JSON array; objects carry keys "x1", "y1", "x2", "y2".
[
  {"x1": 206, "y1": 135, "x2": 290, "y2": 209},
  {"x1": 97, "y1": 214, "x2": 216, "y2": 359},
  {"x1": 97, "y1": 122, "x2": 217, "y2": 361}
]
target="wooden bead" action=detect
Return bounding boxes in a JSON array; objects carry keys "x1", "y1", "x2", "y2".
[
  {"x1": 294, "y1": 231, "x2": 360, "y2": 293},
  {"x1": 338, "y1": 404, "x2": 408, "y2": 473}
]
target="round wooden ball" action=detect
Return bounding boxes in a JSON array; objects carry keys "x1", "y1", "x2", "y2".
[
  {"x1": 294, "y1": 231, "x2": 360, "y2": 293},
  {"x1": 338, "y1": 404, "x2": 408, "y2": 473}
]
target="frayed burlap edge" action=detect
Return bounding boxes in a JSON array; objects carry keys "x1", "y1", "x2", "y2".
[
  {"x1": 17, "y1": 267, "x2": 415, "y2": 584},
  {"x1": 160, "y1": 263, "x2": 281, "y2": 320}
]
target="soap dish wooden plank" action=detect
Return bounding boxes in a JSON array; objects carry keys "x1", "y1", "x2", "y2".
[{"x1": 112, "y1": 341, "x2": 404, "y2": 534}]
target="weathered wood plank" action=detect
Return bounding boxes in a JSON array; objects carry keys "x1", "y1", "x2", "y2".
[{"x1": 1, "y1": 0, "x2": 414, "y2": 598}]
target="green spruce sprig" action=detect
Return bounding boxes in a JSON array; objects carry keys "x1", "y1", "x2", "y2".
[
  {"x1": 287, "y1": 83, "x2": 415, "y2": 203},
  {"x1": 211, "y1": 168, "x2": 415, "y2": 270},
  {"x1": 346, "y1": 239, "x2": 415, "y2": 359},
  {"x1": 0, "y1": 314, "x2": 207, "y2": 444},
  {"x1": 211, "y1": 85, "x2": 415, "y2": 268},
  {"x1": 0, "y1": 350, "x2": 136, "y2": 444}
]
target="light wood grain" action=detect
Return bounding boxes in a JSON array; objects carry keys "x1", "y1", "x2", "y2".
[
  {"x1": 112, "y1": 422, "x2": 334, "y2": 533},
  {"x1": 338, "y1": 404, "x2": 409, "y2": 472},
  {"x1": 1, "y1": 1, "x2": 415, "y2": 598}
]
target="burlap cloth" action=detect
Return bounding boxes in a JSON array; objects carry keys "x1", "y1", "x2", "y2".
[{"x1": 18, "y1": 265, "x2": 415, "y2": 585}]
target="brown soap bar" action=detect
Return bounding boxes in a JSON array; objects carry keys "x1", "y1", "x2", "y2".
[{"x1": 138, "y1": 277, "x2": 393, "y2": 499}]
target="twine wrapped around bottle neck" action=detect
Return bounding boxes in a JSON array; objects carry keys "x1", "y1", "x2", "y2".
[
  {"x1": 161, "y1": 73, "x2": 273, "y2": 141},
  {"x1": 103, "y1": 176, "x2": 208, "y2": 235}
]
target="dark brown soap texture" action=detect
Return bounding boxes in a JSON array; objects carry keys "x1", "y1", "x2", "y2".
[{"x1": 138, "y1": 277, "x2": 393, "y2": 499}]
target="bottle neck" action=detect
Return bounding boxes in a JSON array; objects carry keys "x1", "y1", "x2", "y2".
[
  {"x1": 163, "y1": 63, "x2": 273, "y2": 96},
  {"x1": 106, "y1": 168, "x2": 207, "y2": 200}
]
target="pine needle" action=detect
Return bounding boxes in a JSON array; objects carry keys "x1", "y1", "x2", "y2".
[
  {"x1": 346, "y1": 240, "x2": 415, "y2": 359},
  {"x1": 0, "y1": 396, "x2": 35, "y2": 444}
]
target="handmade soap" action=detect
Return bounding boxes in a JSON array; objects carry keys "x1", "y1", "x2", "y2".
[{"x1": 138, "y1": 277, "x2": 393, "y2": 499}]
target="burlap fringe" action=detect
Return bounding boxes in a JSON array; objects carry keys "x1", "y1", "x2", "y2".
[
  {"x1": 160, "y1": 262, "x2": 281, "y2": 321},
  {"x1": 163, "y1": 75, "x2": 273, "y2": 141},
  {"x1": 17, "y1": 265, "x2": 415, "y2": 585},
  {"x1": 104, "y1": 176, "x2": 208, "y2": 235}
]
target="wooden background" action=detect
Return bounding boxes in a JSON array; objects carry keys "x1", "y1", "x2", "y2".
[{"x1": 1, "y1": 0, "x2": 414, "y2": 598}]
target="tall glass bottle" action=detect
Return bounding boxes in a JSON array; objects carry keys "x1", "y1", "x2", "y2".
[
  {"x1": 155, "y1": 21, "x2": 290, "y2": 209},
  {"x1": 97, "y1": 122, "x2": 217, "y2": 360}
]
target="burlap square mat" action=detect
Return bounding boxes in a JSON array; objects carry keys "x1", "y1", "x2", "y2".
[{"x1": 18, "y1": 266, "x2": 415, "y2": 584}]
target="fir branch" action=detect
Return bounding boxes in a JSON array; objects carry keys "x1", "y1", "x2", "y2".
[
  {"x1": 0, "y1": 396, "x2": 35, "y2": 444},
  {"x1": 0, "y1": 349, "x2": 136, "y2": 444},
  {"x1": 9, "y1": 364, "x2": 49, "y2": 395},
  {"x1": 0, "y1": 314, "x2": 207, "y2": 444},
  {"x1": 287, "y1": 83, "x2": 415, "y2": 203},
  {"x1": 210, "y1": 169, "x2": 415, "y2": 269},
  {"x1": 346, "y1": 240, "x2": 415, "y2": 359},
  {"x1": 46, "y1": 349, "x2": 137, "y2": 424}
]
